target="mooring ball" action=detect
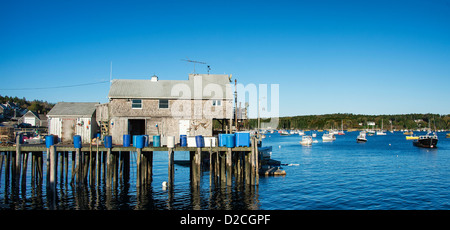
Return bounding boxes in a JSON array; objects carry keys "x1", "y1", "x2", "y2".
[{"x1": 162, "y1": 181, "x2": 168, "y2": 190}]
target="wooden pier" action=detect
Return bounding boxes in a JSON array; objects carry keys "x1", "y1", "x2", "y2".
[{"x1": 0, "y1": 136, "x2": 263, "y2": 204}]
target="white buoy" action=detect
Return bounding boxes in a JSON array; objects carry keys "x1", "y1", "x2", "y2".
[{"x1": 162, "y1": 181, "x2": 168, "y2": 190}]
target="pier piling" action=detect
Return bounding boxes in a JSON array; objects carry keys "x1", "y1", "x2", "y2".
[{"x1": 0, "y1": 136, "x2": 263, "y2": 208}]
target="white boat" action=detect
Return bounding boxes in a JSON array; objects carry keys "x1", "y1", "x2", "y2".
[
  {"x1": 300, "y1": 135, "x2": 313, "y2": 146},
  {"x1": 357, "y1": 131, "x2": 367, "y2": 143},
  {"x1": 376, "y1": 120, "x2": 387, "y2": 135},
  {"x1": 376, "y1": 130, "x2": 386, "y2": 135},
  {"x1": 329, "y1": 129, "x2": 339, "y2": 135},
  {"x1": 298, "y1": 130, "x2": 305, "y2": 136},
  {"x1": 366, "y1": 130, "x2": 375, "y2": 136},
  {"x1": 279, "y1": 130, "x2": 290, "y2": 136},
  {"x1": 338, "y1": 120, "x2": 345, "y2": 135},
  {"x1": 322, "y1": 133, "x2": 336, "y2": 142}
]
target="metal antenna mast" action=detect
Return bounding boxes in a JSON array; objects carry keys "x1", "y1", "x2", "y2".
[{"x1": 181, "y1": 58, "x2": 207, "y2": 73}]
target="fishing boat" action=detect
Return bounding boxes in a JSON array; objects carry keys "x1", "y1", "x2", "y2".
[
  {"x1": 413, "y1": 132, "x2": 438, "y2": 148},
  {"x1": 299, "y1": 135, "x2": 313, "y2": 146},
  {"x1": 322, "y1": 133, "x2": 336, "y2": 142},
  {"x1": 356, "y1": 131, "x2": 367, "y2": 143}
]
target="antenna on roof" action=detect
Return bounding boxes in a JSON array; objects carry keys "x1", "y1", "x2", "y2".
[{"x1": 181, "y1": 58, "x2": 207, "y2": 74}]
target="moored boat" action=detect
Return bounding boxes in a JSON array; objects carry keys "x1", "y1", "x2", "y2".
[
  {"x1": 322, "y1": 133, "x2": 336, "y2": 142},
  {"x1": 356, "y1": 131, "x2": 367, "y2": 143},
  {"x1": 299, "y1": 135, "x2": 313, "y2": 146},
  {"x1": 413, "y1": 132, "x2": 438, "y2": 148},
  {"x1": 406, "y1": 135, "x2": 419, "y2": 140},
  {"x1": 279, "y1": 130, "x2": 290, "y2": 136}
]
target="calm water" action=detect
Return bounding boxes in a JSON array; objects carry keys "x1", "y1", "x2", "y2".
[{"x1": 1, "y1": 131, "x2": 449, "y2": 210}]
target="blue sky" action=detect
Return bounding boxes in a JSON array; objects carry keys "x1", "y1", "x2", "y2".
[{"x1": 1, "y1": 0, "x2": 449, "y2": 116}]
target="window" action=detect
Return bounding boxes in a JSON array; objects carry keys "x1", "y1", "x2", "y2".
[
  {"x1": 132, "y1": 99, "x2": 142, "y2": 109},
  {"x1": 159, "y1": 99, "x2": 169, "y2": 109},
  {"x1": 212, "y1": 100, "x2": 222, "y2": 106}
]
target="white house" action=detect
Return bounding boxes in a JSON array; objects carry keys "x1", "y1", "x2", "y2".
[{"x1": 47, "y1": 102, "x2": 99, "y2": 143}]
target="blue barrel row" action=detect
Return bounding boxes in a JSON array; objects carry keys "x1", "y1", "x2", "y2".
[
  {"x1": 219, "y1": 132, "x2": 250, "y2": 147},
  {"x1": 44, "y1": 132, "x2": 251, "y2": 149}
]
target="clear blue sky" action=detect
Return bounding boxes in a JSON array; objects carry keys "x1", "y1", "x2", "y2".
[{"x1": 1, "y1": 0, "x2": 449, "y2": 117}]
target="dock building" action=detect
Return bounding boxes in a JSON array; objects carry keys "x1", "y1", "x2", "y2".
[{"x1": 96, "y1": 74, "x2": 233, "y2": 145}]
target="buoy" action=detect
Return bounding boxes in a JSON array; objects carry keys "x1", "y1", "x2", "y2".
[
  {"x1": 162, "y1": 181, "x2": 168, "y2": 190},
  {"x1": 279, "y1": 145, "x2": 281, "y2": 148}
]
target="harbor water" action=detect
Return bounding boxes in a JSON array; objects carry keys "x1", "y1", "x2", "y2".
[{"x1": 1, "y1": 131, "x2": 449, "y2": 210}]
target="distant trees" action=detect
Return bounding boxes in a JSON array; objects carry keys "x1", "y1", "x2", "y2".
[
  {"x1": 248, "y1": 113, "x2": 450, "y2": 130},
  {"x1": 0, "y1": 95, "x2": 54, "y2": 114}
]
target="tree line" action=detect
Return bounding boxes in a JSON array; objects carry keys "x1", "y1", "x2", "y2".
[
  {"x1": 248, "y1": 113, "x2": 450, "y2": 130},
  {"x1": 0, "y1": 95, "x2": 55, "y2": 114}
]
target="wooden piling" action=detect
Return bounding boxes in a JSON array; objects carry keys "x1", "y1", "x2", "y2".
[
  {"x1": 49, "y1": 145, "x2": 57, "y2": 190},
  {"x1": 226, "y1": 148, "x2": 232, "y2": 186},
  {"x1": 136, "y1": 148, "x2": 142, "y2": 189},
  {"x1": 168, "y1": 148, "x2": 174, "y2": 189},
  {"x1": 107, "y1": 148, "x2": 113, "y2": 188},
  {"x1": 15, "y1": 135, "x2": 21, "y2": 188},
  {"x1": 21, "y1": 152, "x2": 29, "y2": 189},
  {"x1": 0, "y1": 152, "x2": 4, "y2": 185}
]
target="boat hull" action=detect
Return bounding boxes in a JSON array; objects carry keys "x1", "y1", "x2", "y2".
[
  {"x1": 356, "y1": 138, "x2": 367, "y2": 143},
  {"x1": 413, "y1": 138, "x2": 438, "y2": 148}
]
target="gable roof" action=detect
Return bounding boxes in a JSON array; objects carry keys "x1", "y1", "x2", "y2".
[
  {"x1": 108, "y1": 74, "x2": 233, "y2": 100},
  {"x1": 22, "y1": 110, "x2": 40, "y2": 119},
  {"x1": 47, "y1": 102, "x2": 99, "y2": 117}
]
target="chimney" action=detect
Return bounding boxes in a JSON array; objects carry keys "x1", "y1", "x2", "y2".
[{"x1": 151, "y1": 75, "x2": 158, "y2": 82}]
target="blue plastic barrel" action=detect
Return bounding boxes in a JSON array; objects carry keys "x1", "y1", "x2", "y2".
[
  {"x1": 180, "y1": 135, "x2": 187, "y2": 147},
  {"x1": 45, "y1": 135, "x2": 54, "y2": 148},
  {"x1": 226, "y1": 134, "x2": 235, "y2": 148},
  {"x1": 153, "y1": 135, "x2": 161, "y2": 147},
  {"x1": 218, "y1": 134, "x2": 226, "y2": 147},
  {"x1": 73, "y1": 135, "x2": 82, "y2": 148},
  {"x1": 104, "y1": 135, "x2": 112, "y2": 148},
  {"x1": 195, "y1": 135, "x2": 205, "y2": 148},
  {"x1": 123, "y1": 134, "x2": 131, "y2": 147},
  {"x1": 135, "y1": 135, "x2": 145, "y2": 148},
  {"x1": 235, "y1": 132, "x2": 250, "y2": 147}
]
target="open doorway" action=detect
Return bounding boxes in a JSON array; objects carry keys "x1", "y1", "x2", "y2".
[{"x1": 128, "y1": 119, "x2": 146, "y2": 143}]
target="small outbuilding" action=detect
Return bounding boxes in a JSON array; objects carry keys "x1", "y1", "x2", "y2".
[
  {"x1": 18, "y1": 110, "x2": 42, "y2": 127},
  {"x1": 47, "y1": 102, "x2": 99, "y2": 143}
]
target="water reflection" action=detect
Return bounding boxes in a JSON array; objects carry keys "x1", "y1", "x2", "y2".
[{"x1": 0, "y1": 150, "x2": 260, "y2": 210}]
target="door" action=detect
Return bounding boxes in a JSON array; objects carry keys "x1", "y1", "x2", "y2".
[
  {"x1": 61, "y1": 118, "x2": 76, "y2": 142},
  {"x1": 24, "y1": 117, "x2": 36, "y2": 126},
  {"x1": 128, "y1": 119, "x2": 146, "y2": 143}
]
